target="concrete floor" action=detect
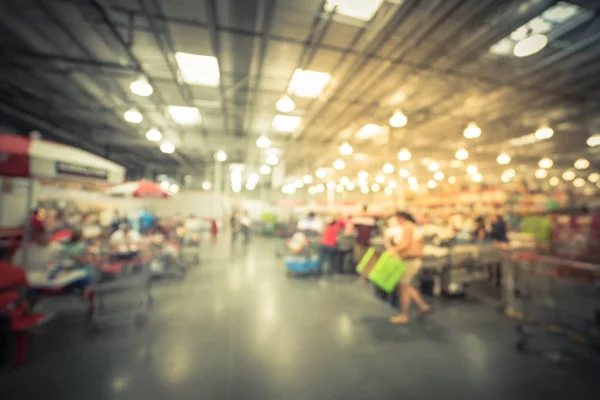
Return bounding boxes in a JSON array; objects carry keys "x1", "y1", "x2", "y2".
[{"x1": 1, "y1": 237, "x2": 599, "y2": 399}]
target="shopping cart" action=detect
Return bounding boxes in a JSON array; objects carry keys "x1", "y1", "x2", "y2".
[
  {"x1": 179, "y1": 234, "x2": 200, "y2": 266},
  {"x1": 87, "y1": 248, "x2": 154, "y2": 332},
  {"x1": 148, "y1": 241, "x2": 187, "y2": 278},
  {"x1": 501, "y1": 250, "x2": 600, "y2": 360}
]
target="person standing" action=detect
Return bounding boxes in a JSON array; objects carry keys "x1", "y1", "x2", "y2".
[
  {"x1": 387, "y1": 211, "x2": 431, "y2": 325},
  {"x1": 240, "y1": 211, "x2": 251, "y2": 244},
  {"x1": 230, "y1": 211, "x2": 240, "y2": 243},
  {"x1": 351, "y1": 206, "x2": 375, "y2": 265},
  {"x1": 319, "y1": 217, "x2": 341, "y2": 275}
]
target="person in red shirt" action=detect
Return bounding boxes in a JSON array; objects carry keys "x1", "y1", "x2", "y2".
[
  {"x1": 0, "y1": 246, "x2": 32, "y2": 318},
  {"x1": 319, "y1": 218, "x2": 341, "y2": 275}
]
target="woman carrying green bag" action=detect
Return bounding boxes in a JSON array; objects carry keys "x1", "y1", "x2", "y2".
[{"x1": 387, "y1": 211, "x2": 431, "y2": 325}]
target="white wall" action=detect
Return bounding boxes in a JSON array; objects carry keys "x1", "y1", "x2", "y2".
[{"x1": 146, "y1": 191, "x2": 231, "y2": 218}]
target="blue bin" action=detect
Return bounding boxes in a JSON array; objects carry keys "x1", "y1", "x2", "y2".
[{"x1": 284, "y1": 256, "x2": 320, "y2": 273}]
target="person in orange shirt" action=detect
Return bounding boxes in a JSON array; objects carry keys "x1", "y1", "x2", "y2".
[{"x1": 319, "y1": 217, "x2": 341, "y2": 275}]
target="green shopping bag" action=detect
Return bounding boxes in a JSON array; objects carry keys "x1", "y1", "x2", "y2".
[
  {"x1": 356, "y1": 247, "x2": 376, "y2": 274},
  {"x1": 368, "y1": 253, "x2": 406, "y2": 293}
]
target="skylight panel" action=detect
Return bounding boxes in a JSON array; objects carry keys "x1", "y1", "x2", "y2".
[
  {"x1": 175, "y1": 52, "x2": 220, "y2": 86},
  {"x1": 324, "y1": 0, "x2": 385, "y2": 22},
  {"x1": 288, "y1": 69, "x2": 331, "y2": 98},
  {"x1": 167, "y1": 105, "x2": 202, "y2": 125},
  {"x1": 272, "y1": 115, "x2": 302, "y2": 132}
]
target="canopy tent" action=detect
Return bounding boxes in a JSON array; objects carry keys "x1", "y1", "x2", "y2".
[
  {"x1": 0, "y1": 133, "x2": 125, "y2": 183},
  {"x1": 0, "y1": 133, "x2": 125, "y2": 267},
  {"x1": 106, "y1": 180, "x2": 169, "y2": 198}
]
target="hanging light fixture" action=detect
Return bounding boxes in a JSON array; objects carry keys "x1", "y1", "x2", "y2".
[
  {"x1": 463, "y1": 122, "x2": 481, "y2": 139},
  {"x1": 129, "y1": 76, "x2": 153, "y2": 97},
  {"x1": 316, "y1": 168, "x2": 327, "y2": 178},
  {"x1": 145, "y1": 128, "x2": 162, "y2": 142},
  {"x1": 427, "y1": 179, "x2": 437, "y2": 189},
  {"x1": 260, "y1": 165, "x2": 271, "y2": 175},
  {"x1": 339, "y1": 142, "x2": 353, "y2": 155},
  {"x1": 266, "y1": 155, "x2": 279, "y2": 166},
  {"x1": 514, "y1": 34, "x2": 548, "y2": 57},
  {"x1": 535, "y1": 168, "x2": 548, "y2": 179},
  {"x1": 333, "y1": 159, "x2": 345, "y2": 170},
  {"x1": 346, "y1": 182, "x2": 355, "y2": 191},
  {"x1": 497, "y1": 153, "x2": 511, "y2": 165},
  {"x1": 427, "y1": 161, "x2": 440, "y2": 172},
  {"x1": 389, "y1": 110, "x2": 408, "y2": 128},
  {"x1": 215, "y1": 151, "x2": 228, "y2": 162},
  {"x1": 573, "y1": 178, "x2": 586, "y2": 188},
  {"x1": 588, "y1": 173, "x2": 600, "y2": 183},
  {"x1": 371, "y1": 183, "x2": 381, "y2": 192},
  {"x1": 448, "y1": 176, "x2": 456, "y2": 184},
  {"x1": 562, "y1": 170, "x2": 576, "y2": 181},
  {"x1": 472, "y1": 172, "x2": 483, "y2": 182},
  {"x1": 466, "y1": 165, "x2": 478, "y2": 175},
  {"x1": 538, "y1": 157, "x2": 553, "y2": 169},
  {"x1": 276, "y1": 95, "x2": 295, "y2": 113},
  {"x1": 397, "y1": 148, "x2": 412, "y2": 161},
  {"x1": 124, "y1": 108, "x2": 143, "y2": 123},
  {"x1": 399, "y1": 169, "x2": 410, "y2": 178},
  {"x1": 534, "y1": 125, "x2": 554, "y2": 140},
  {"x1": 574, "y1": 158, "x2": 590, "y2": 170},
  {"x1": 160, "y1": 142, "x2": 175, "y2": 154},
  {"x1": 549, "y1": 177, "x2": 560, "y2": 187},
  {"x1": 357, "y1": 170, "x2": 368, "y2": 181},
  {"x1": 302, "y1": 174, "x2": 313, "y2": 184},
  {"x1": 455, "y1": 148, "x2": 469, "y2": 160},
  {"x1": 340, "y1": 176, "x2": 350, "y2": 185},
  {"x1": 382, "y1": 162, "x2": 395, "y2": 174},
  {"x1": 407, "y1": 176, "x2": 417, "y2": 185},
  {"x1": 256, "y1": 136, "x2": 271, "y2": 149},
  {"x1": 375, "y1": 174, "x2": 385, "y2": 184},
  {"x1": 434, "y1": 171, "x2": 444, "y2": 181},
  {"x1": 202, "y1": 181, "x2": 212, "y2": 190}
]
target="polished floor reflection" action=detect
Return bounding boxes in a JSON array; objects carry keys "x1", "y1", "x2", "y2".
[{"x1": 1, "y1": 237, "x2": 598, "y2": 399}]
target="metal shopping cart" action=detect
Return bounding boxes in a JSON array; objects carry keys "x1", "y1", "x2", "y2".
[
  {"x1": 87, "y1": 248, "x2": 154, "y2": 332},
  {"x1": 501, "y1": 251, "x2": 600, "y2": 362}
]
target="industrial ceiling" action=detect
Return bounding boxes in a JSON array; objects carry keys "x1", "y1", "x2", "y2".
[{"x1": 0, "y1": 0, "x2": 600, "y2": 193}]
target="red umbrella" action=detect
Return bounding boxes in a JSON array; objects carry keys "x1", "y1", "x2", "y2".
[{"x1": 106, "y1": 180, "x2": 169, "y2": 198}]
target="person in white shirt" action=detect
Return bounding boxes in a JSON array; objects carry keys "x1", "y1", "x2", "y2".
[
  {"x1": 297, "y1": 212, "x2": 323, "y2": 235},
  {"x1": 109, "y1": 224, "x2": 141, "y2": 252}
]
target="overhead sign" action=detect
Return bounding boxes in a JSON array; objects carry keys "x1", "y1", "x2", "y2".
[{"x1": 55, "y1": 161, "x2": 108, "y2": 180}]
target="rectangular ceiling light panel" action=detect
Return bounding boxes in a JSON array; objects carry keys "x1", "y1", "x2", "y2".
[
  {"x1": 168, "y1": 105, "x2": 202, "y2": 125},
  {"x1": 175, "y1": 52, "x2": 220, "y2": 86},
  {"x1": 325, "y1": 0, "x2": 385, "y2": 21},
  {"x1": 272, "y1": 115, "x2": 302, "y2": 132},
  {"x1": 288, "y1": 69, "x2": 331, "y2": 98}
]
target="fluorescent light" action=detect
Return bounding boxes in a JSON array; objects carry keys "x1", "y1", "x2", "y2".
[
  {"x1": 455, "y1": 148, "x2": 469, "y2": 160},
  {"x1": 129, "y1": 77, "x2": 153, "y2": 97},
  {"x1": 327, "y1": 181, "x2": 336, "y2": 189},
  {"x1": 509, "y1": 133, "x2": 539, "y2": 147},
  {"x1": 256, "y1": 136, "x2": 271, "y2": 149},
  {"x1": 382, "y1": 163, "x2": 394, "y2": 174},
  {"x1": 399, "y1": 169, "x2": 409, "y2": 178},
  {"x1": 375, "y1": 174, "x2": 385, "y2": 184},
  {"x1": 266, "y1": 155, "x2": 279, "y2": 166},
  {"x1": 272, "y1": 114, "x2": 302, "y2": 132},
  {"x1": 463, "y1": 122, "x2": 481, "y2": 139},
  {"x1": 535, "y1": 125, "x2": 554, "y2": 140},
  {"x1": 588, "y1": 173, "x2": 600, "y2": 183},
  {"x1": 333, "y1": 159, "x2": 345, "y2": 170},
  {"x1": 408, "y1": 176, "x2": 417, "y2": 185},
  {"x1": 497, "y1": 153, "x2": 511, "y2": 165},
  {"x1": 294, "y1": 180, "x2": 304, "y2": 188},
  {"x1": 360, "y1": 186, "x2": 369, "y2": 194},
  {"x1": 303, "y1": 175, "x2": 313, "y2": 184},
  {"x1": 316, "y1": 168, "x2": 327, "y2": 178},
  {"x1": 308, "y1": 186, "x2": 317, "y2": 195},
  {"x1": 339, "y1": 142, "x2": 353, "y2": 155},
  {"x1": 434, "y1": 171, "x2": 444, "y2": 181},
  {"x1": 145, "y1": 128, "x2": 162, "y2": 142},
  {"x1": 202, "y1": 181, "x2": 212, "y2": 190},
  {"x1": 539, "y1": 157, "x2": 553, "y2": 169},
  {"x1": 346, "y1": 182, "x2": 355, "y2": 191},
  {"x1": 340, "y1": 176, "x2": 350, "y2": 185},
  {"x1": 549, "y1": 177, "x2": 560, "y2": 187},
  {"x1": 535, "y1": 168, "x2": 548, "y2": 179},
  {"x1": 389, "y1": 110, "x2": 408, "y2": 128},
  {"x1": 574, "y1": 158, "x2": 590, "y2": 170},
  {"x1": 169, "y1": 183, "x2": 180, "y2": 193},
  {"x1": 371, "y1": 183, "x2": 380, "y2": 192},
  {"x1": 562, "y1": 170, "x2": 576, "y2": 181},
  {"x1": 472, "y1": 173, "x2": 483, "y2": 183},
  {"x1": 175, "y1": 52, "x2": 220, "y2": 86},
  {"x1": 427, "y1": 180, "x2": 436, "y2": 189},
  {"x1": 260, "y1": 165, "x2": 271, "y2": 175},
  {"x1": 514, "y1": 34, "x2": 548, "y2": 57},
  {"x1": 288, "y1": 69, "x2": 331, "y2": 98},
  {"x1": 397, "y1": 148, "x2": 412, "y2": 161},
  {"x1": 387, "y1": 180, "x2": 397, "y2": 189},
  {"x1": 466, "y1": 165, "x2": 478, "y2": 175},
  {"x1": 167, "y1": 105, "x2": 201, "y2": 125},
  {"x1": 215, "y1": 151, "x2": 227, "y2": 162},
  {"x1": 276, "y1": 96, "x2": 295, "y2": 113},
  {"x1": 357, "y1": 170, "x2": 368, "y2": 181},
  {"x1": 124, "y1": 108, "x2": 143, "y2": 123},
  {"x1": 543, "y1": 2, "x2": 581, "y2": 23},
  {"x1": 573, "y1": 178, "x2": 586, "y2": 188},
  {"x1": 325, "y1": 0, "x2": 385, "y2": 21},
  {"x1": 160, "y1": 142, "x2": 175, "y2": 154},
  {"x1": 316, "y1": 184, "x2": 325, "y2": 193},
  {"x1": 357, "y1": 124, "x2": 381, "y2": 139},
  {"x1": 335, "y1": 184, "x2": 344, "y2": 193}
]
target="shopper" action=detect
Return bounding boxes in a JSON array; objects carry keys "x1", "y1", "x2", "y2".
[
  {"x1": 474, "y1": 216, "x2": 488, "y2": 243},
  {"x1": 240, "y1": 211, "x2": 251, "y2": 244},
  {"x1": 230, "y1": 212, "x2": 240, "y2": 243},
  {"x1": 210, "y1": 219, "x2": 219, "y2": 243},
  {"x1": 352, "y1": 206, "x2": 375, "y2": 264},
  {"x1": 490, "y1": 214, "x2": 508, "y2": 243},
  {"x1": 387, "y1": 211, "x2": 431, "y2": 325},
  {"x1": 319, "y1": 217, "x2": 341, "y2": 274},
  {"x1": 297, "y1": 212, "x2": 323, "y2": 236},
  {"x1": 109, "y1": 224, "x2": 141, "y2": 252}
]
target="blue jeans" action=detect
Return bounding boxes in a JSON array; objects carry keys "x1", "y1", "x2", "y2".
[{"x1": 319, "y1": 245, "x2": 336, "y2": 274}]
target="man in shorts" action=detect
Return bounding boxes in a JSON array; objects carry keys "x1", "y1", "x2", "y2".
[{"x1": 351, "y1": 206, "x2": 375, "y2": 265}]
